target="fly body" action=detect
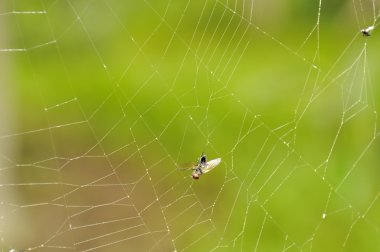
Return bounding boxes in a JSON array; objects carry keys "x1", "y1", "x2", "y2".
[{"x1": 190, "y1": 153, "x2": 221, "y2": 180}]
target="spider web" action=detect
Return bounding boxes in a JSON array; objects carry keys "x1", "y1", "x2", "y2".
[{"x1": 1, "y1": 0, "x2": 380, "y2": 251}]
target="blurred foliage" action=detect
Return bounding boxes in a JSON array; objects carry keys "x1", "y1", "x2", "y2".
[{"x1": 2, "y1": 0, "x2": 380, "y2": 251}]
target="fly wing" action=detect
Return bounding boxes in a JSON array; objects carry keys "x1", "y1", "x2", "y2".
[
  {"x1": 202, "y1": 158, "x2": 221, "y2": 173},
  {"x1": 178, "y1": 162, "x2": 198, "y2": 171}
]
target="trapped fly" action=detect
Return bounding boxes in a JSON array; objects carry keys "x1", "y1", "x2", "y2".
[
  {"x1": 178, "y1": 153, "x2": 221, "y2": 179},
  {"x1": 361, "y1": 25, "x2": 374, "y2": 36}
]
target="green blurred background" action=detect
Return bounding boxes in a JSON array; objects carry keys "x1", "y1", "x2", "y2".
[{"x1": 1, "y1": 0, "x2": 380, "y2": 251}]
